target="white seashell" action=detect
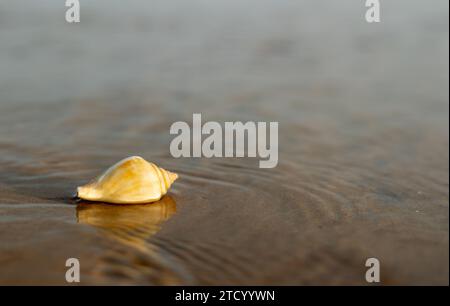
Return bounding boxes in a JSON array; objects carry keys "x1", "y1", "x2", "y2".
[{"x1": 76, "y1": 156, "x2": 178, "y2": 204}]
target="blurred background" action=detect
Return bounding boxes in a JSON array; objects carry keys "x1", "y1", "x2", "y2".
[{"x1": 0, "y1": 0, "x2": 448, "y2": 285}]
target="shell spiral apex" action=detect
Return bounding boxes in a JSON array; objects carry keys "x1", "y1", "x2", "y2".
[{"x1": 76, "y1": 156, "x2": 178, "y2": 204}]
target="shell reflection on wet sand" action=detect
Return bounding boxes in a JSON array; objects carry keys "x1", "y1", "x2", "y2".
[
  {"x1": 76, "y1": 196, "x2": 189, "y2": 284},
  {"x1": 76, "y1": 195, "x2": 176, "y2": 249}
]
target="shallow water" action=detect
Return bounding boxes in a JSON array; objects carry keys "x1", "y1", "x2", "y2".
[{"x1": 0, "y1": 0, "x2": 448, "y2": 285}]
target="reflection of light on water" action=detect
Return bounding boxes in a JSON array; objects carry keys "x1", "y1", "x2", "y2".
[{"x1": 76, "y1": 195, "x2": 176, "y2": 251}]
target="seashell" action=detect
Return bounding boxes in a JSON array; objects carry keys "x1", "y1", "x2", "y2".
[{"x1": 76, "y1": 156, "x2": 178, "y2": 204}]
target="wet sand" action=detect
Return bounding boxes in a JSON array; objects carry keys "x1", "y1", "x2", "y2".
[{"x1": 0, "y1": 0, "x2": 448, "y2": 285}]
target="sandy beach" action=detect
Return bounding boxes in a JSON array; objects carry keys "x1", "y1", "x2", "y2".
[{"x1": 0, "y1": 0, "x2": 448, "y2": 285}]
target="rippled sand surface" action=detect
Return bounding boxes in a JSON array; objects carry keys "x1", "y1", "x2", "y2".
[{"x1": 0, "y1": 0, "x2": 448, "y2": 285}]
